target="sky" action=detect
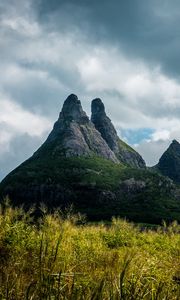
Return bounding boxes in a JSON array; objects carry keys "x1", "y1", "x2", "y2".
[{"x1": 1, "y1": 0, "x2": 180, "y2": 180}]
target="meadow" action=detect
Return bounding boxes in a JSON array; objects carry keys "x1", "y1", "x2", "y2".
[{"x1": 0, "y1": 202, "x2": 179, "y2": 300}]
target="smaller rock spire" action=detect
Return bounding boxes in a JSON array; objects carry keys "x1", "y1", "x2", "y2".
[
  {"x1": 91, "y1": 98, "x2": 106, "y2": 117},
  {"x1": 91, "y1": 98, "x2": 119, "y2": 153}
]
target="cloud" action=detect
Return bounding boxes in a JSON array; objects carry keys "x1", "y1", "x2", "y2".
[
  {"x1": 134, "y1": 140, "x2": 170, "y2": 166},
  {"x1": 0, "y1": 133, "x2": 47, "y2": 180},
  {"x1": 151, "y1": 130, "x2": 170, "y2": 142},
  {"x1": 35, "y1": 0, "x2": 180, "y2": 77},
  {"x1": 135, "y1": 125, "x2": 180, "y2": 166},
  {"x1": 0, "y1": 88, "x2": 51, "y2": 179},
  {"x1": 0, "y1": 92, "x2": 51, "y2": 135},
  {"x1": 1, "y1": 0, "x2": 180, "y2": 179},
  {"x1": 77, "y1": 47, "x2": 180, "y2": 131},
  {"x1": 0, "y1": 91, "x2": 51, "y2": 158}
]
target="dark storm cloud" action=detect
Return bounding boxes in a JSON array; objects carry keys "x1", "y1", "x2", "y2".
[{"x1": 35, "y1": 0, "x2": 180, "y2": 78}]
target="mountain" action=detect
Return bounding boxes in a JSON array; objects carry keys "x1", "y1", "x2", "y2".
[
  {"x1": 156, "y1": 139, "x2": 180, "y2": 183},
  {"x1": 0, "y1": 94, "x2": 180, "y2": 224}
]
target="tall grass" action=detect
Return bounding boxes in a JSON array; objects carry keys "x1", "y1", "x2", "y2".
[{"x1": 0, "y1": 201, "x2": 179, "y2": 299}]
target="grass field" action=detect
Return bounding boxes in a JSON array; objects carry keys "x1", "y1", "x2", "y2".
[{"x1": 0, "y1": 202, "x2": 179, "y2": 299}]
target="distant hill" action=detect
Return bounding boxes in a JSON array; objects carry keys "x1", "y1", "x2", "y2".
[
  {"x1": 155, "y1": 139, "x2": 180, "y2": 183},
  {"x1": 0, "y1": 94, "x2": 180, "y2": 224}
]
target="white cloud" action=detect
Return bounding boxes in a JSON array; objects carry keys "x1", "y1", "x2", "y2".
[
  {"x1": 78, "y1": 47, "x2": 180, "y2": 110},
  {"x1": 151, "y1": 129, "x2": 170, "y2": 142},
  {"x1": 0, "y1": 95, "x2": 51, "y2": 136},
  {"x1": 134, "y1": 140, "x2": 170, "y2": 166},
  {"x1": 0, "y1": 91, "x2": 51, "y2": 156},
  {"x1": 135, "y1": 127, "x2": 180, "y2": 166},
  {"x1": 77, "y1": 47, "x2": 180, "y2": 130},
  {"x1": 1, "y1": 17, "x2": 40, "y2": 37}
]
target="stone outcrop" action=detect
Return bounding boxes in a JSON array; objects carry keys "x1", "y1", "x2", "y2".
[{"x1": 91, "y1": 98, "x2": 146, "y2": 168}]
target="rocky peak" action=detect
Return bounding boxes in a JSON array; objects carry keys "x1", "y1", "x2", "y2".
[
  {"x1": 161, "y1": 139, "x2": 180, "y2": 156},
  {"x1": 59, "y1": 94, "x2": 88, "y2": 123},
  {"x1": 91, "y1": 98, "x2": 106, "y2": 116},
  {"x1": 171, "y1": 139, "x2": 179, "y2": 148},
  {"x1": 157, "y1": 139, "x2": 180, "y2": 183},
  {"x1": 91, "y1": 98, "x2": 119, "y2": 153}
]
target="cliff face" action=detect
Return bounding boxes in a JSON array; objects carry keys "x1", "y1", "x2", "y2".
[
  {"x1": 91, "y1": 98, "x2": 146, "y2": 168},
  {"x1": 156, "y1": 140, "x2": 180, "y2": 183}
]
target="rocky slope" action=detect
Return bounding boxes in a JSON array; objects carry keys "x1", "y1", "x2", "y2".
[
  {"x1": 156, "y1": 139, "x2": 180, "y2": 183},
  {"x1": 0, "y1": 95, "x2": 180, "y2": 224}
]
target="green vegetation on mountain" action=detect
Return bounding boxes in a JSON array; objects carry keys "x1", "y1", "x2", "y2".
[
  {"x1": 118, "y1": 138, "x2": 136, "y2": 153},
  {"x1": 1, "y1": 155, "x2": 179, "y2": 224}
]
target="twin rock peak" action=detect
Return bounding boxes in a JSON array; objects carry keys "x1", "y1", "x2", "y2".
[{"x1": 35, "y1": 94, "x2": 145, "y2": 169}]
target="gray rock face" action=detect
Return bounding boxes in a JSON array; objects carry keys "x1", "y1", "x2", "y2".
[
  {"x1": 121, "y1": 178, "x2": 146, "y2": 193},
  {"x1": 59, "y1": 94, "x2": 88, "y2": 123},
  {"x1": 91, "y1": 98, "x2": 146, "y2": 168},
  {"x1": 35, "y1": 94, "x2": 118, "y2": 163}
]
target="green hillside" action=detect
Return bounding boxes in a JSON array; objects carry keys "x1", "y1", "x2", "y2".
[{"x1": 1, "y1": 155, "x2": 179, "y2": 224}]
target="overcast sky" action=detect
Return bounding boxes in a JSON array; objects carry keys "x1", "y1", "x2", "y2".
[{"x1": 1, "y1": 0, "x2": 180, "y2": 180}]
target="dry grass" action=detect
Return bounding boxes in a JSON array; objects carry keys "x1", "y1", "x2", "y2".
[{"x1": 0, "y1": 201, "x2": 179, "y2": 299}]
